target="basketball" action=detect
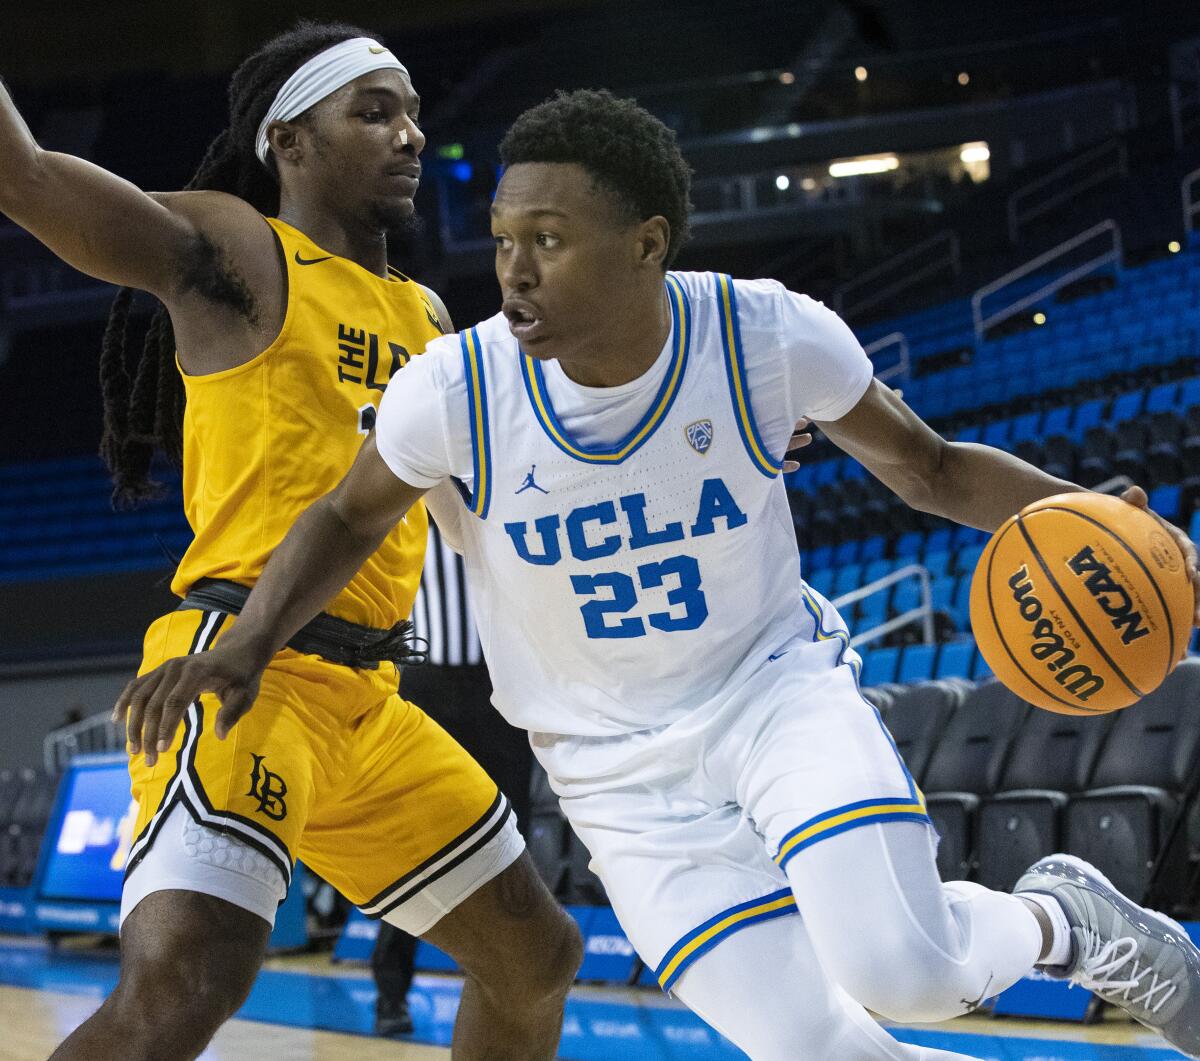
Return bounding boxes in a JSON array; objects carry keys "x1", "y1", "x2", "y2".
[{"x1": 969, "y1": 492, "x2": 1194, "y2": 715}]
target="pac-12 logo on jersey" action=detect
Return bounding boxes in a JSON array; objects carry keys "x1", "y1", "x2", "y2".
[{"x1": 685, "y1": 419, "x2": 713, "y2": 454}]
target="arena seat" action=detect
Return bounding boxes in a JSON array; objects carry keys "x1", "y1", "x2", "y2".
[
  {"x1": 855, "y1": 593, "x2": 889, "y2": 633},
  {"x1": 975, "y1": 709, "x2": 1116, "y2": 891},
  {"x1": 874, "y1": 681, "x2": 963, "y2": 786},
  {"x1": 0, "y1": 769, "x2": 18, "y2": 825},
  {"x1": 0, "y1": 826, "x2": 21, "y2": 887},
  {"x1": 920, "y1": 682, "x2": 1029, "y2": 880},
  {"x1": 861, "y1": 646, "x2": 900, "y2": 687},
  {"x1": 528, "y1": 765, "x2": 570, "y2": 896},
  {"x1": 1148, "y1": 483, "x2": 1183, "y2": 521},
  {"x1": 1065, "y1": 658, "x2": 1200, "y2": 901},
  {"x1": 922, "y1": 550, "x2": 952, "y2": 579},
  {"x1": 934, "y1": 640, "x2": 974, "y2": 681},
  {"x1": 565, "y1": 830, "x2": 608, "y2": 904},
  {"x1": 896, "y1": 643, "x2": 937, "y2": 684}
]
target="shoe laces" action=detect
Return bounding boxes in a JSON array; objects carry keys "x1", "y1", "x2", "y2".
[{"x1": 1071, "y1": 927, "x2": 1178, "y2": 1014}]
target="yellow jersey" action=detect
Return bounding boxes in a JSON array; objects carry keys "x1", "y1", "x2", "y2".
[{"x1": 171, "y1": 217, "x2": 440, "y2": 628}]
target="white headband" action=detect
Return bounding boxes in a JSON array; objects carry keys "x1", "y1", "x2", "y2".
[{"x1": 255, "y1": 37, "x2": 409, "y2": 165}]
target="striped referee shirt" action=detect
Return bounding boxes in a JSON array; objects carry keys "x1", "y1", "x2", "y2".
[{"x1": 411, "y1": 520, "x2": 484, "y2": 667}]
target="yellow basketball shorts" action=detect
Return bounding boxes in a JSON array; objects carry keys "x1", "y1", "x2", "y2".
[{"x1": 124, "y1": 607, "x2": 520, "y2": 931}]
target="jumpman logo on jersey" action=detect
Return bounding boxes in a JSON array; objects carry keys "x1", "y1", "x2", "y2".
[{"x1": 515, "y1": 464, "x2": 549, "y2": 495}]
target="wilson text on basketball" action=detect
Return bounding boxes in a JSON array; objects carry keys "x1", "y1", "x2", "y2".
[{"x1": 1008, "y1": 566, "x2": 1105, "y2": 702}]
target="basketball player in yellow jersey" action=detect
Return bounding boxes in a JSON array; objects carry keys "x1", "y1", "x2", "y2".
[{"x1": 0, "y1": 22, "x2": 580, "y2": 1061}]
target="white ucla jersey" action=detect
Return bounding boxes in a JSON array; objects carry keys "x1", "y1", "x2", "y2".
[{"x1": 377, "y1": 271, "x2": 874, "y2": 736}]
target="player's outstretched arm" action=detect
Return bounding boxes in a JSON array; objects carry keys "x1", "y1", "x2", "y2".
[
  {"x1": 818, "y1": 379, "x2": 1200, "y2": 623},
  {"x1": 114, "y1": 435, "x2": 428, "y2": 765},
  {"x1": 0, "y1": 77, "x2": 201, "y2": 298}
]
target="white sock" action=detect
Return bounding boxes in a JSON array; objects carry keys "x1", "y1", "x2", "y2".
[{"x1": 1021, "y1": 891, "x2": 1072, "y2": 966}]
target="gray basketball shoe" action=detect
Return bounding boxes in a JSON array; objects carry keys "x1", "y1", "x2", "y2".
[{"x1": 1014, "y1": 854, "x2": 1200, "y2": 1058}]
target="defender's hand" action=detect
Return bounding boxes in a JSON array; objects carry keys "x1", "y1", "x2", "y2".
[
  {"x1": 113, "y1": 643, "x2": 266, "y2": 766},
  {"x1": 782, "y1": 418, "x2": 813, "y2": 474},
  {"x1": 1121, "y1": 484, "x2": 1200, "y2": 628}
]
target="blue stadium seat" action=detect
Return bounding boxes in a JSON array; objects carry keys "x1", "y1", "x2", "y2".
[
  {"x1": 951, "y1": 525, "x2": 989, "y2": 550},
  {"x1": 972, "y1": 646, "x2": 993, "y2": 680},
  {"x1": 1040, "y1": 405, "x2": 1073, "y2": 439},
  {"x1": 924, "y1": 528, "x2": 952, "y2": 556},
  {"x1": 1191, "y1": 509, "x2": 1200, "y2": 544},
  {"x1": 894, "y1": 531, "x2": 924, "y2": 558},
  {"x1": 862, "y1": 646, "x2": 900, "y2": 686},
  {"x1": 807, "y1": 545, "x2": 834, "y2": 571},
  {"x1": 1070, "y1": 400, "x2": 1106, "y2": 439},
  {"x1": 954, "y1": 543, "x2": 986, "y2": 575},
  {"x1": 832, "y1": 563, "x2": 864, "y2": 598},
  {"x1": 930, "y1": 574, "x2": 957, "y2": 617},
  {"x1": 1010, "y1": 411, "x2": 1042, "y2": 444},
  {"x1": 858, "y1": 536, "x2": 886, "y2": 563},
  {"x1": 812, "y1": 459, "x2": 840, "y2": 487},
  {"x1": 1179, "y1": 376, "x2": 1200, "y2": 411},
  {"x1": 1145, "y1": 382, "x2": 1179, "y2": 415},
  {"x1": 897, "y1": 643, "x2": 937, "y2": 684},
  {"x1": 922, "y1": 550, "x2": 952, "y2": 578},
  {"x1": 1148, "y1": 484, "x2": 1182, "y2": 522},
  {"x1": 862, "y1": 559, "x2": 892, "y2": 586},
  {"x1": 833, "y1": 540, "x2": 860, "y2": 567},
  {"x1": 981, "y1": 420, "x2": 1011, "y2": 448},
  {"x1": 856, "y1": 594, "x2": 889, "y2": 633},
  {"x1": 1109, "y1": 390, "x2": 1145, "y2": 425},
  {"x1": 892, "y1": 578, "x2": 921, "y2": 616},
  {"x1": 806, "y1": 568, "x2": 836, "y2": 599},
  {"x1": 956, "y1": 424, "x2": 983, "y2": 444},
  {"x1": 952, "y1": 577, "x2": 973, "y2": 629},
  {"x1": 935, "y1": 640, "x2": 974, "y2": 680}
]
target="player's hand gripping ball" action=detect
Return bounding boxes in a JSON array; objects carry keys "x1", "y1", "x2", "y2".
[{"x1": 969, "y1": 491, "x2": 1195, "y2": 715}]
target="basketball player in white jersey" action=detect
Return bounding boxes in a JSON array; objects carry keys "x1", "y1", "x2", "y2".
[{"x1": 120, "y1": 90, "x2": 1200, "y2": 1059}]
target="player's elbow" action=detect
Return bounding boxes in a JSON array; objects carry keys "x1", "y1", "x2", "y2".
[
  {"x1": 0, "y1": 145, "x2": 47, "y2": 215},
  {"x1": 890, "y1": 436, "x2": 950, "y2": 515}
]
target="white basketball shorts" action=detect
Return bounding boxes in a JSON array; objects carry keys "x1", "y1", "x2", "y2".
[{"x1": 532, "y1": 595, "x2": 932, "y2": 994}]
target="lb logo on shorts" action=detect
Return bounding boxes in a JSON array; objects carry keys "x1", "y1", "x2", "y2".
[
  {"x1": 247, "y1": 754, "x2": 289, "y2": 821},
  {"x1": 685, "y1": 419, "x2": 713, "y2": 455}
]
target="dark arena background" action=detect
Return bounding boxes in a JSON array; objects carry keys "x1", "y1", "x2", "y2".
[{"x1": 1, "y1": 1, "x2": 1200, "y2": 1057}]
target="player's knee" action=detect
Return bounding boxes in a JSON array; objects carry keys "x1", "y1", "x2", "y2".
[
  {"x1": 816, "y1": 929, "x2": 938, "y2": 1023},
  {"x1": 471, "y1": 901, "x2": 581, "y2": 1009},
  {"x1": 827, "y1": 945, "x2": 967, "y2": 1024},
  {"x1": 498, "y1": 904, "x2": 583, "y2": 1005},
  {"x1": 111, "y1": 954, "x2": 249, "y2": 1052},
  {"x1": 114, "y1": 921, "x2": 258, "y2": 1050}
]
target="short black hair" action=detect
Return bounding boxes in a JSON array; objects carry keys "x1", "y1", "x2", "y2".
[{"x1": 499, "y1": 89, "x2": 693, "y2": 269}]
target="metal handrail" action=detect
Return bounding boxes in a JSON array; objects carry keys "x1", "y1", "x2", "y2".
[
  {"x1": 971, "y1": 219, "x2": 1122, "y2": 342},
  {"x1": 1184, "y1": 167, "x2": 1200, "y2": 234},
  {"x1": 833, "y1": 230, "x2": 961, "y2": 320},
  {"x1": 44, "y1": 710, "x2": 125, "y2": 773},
  {"x1": 830, "y1": 563, "x2": 935, "y2": 646},
  {"x1": 863, "y1": 332, "x2": 910, "y2": 383},
  {"x1": 1007, "y1": 139, "x2": 1127, "y2": 244}
]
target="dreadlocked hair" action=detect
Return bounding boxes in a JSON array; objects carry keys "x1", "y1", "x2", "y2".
[{"x1": 99, "y1": 19, "x2": 379, "y2": 506}]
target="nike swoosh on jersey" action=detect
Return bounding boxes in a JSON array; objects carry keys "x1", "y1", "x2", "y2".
[{"x1": 294, "y1": 251, "x2": 334, "y2": 266}]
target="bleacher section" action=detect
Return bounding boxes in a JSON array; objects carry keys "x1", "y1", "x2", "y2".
[
  {"x1": 0, "y1": 767, "x2": 56, "y2": 888},
  {"x1": 0, "y1": 456, "x2": 188, "y2": 583}
]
